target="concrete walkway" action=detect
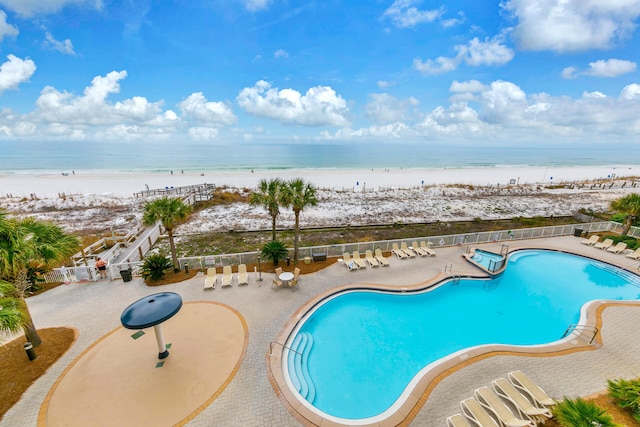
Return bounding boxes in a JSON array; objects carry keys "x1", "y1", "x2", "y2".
[{"x1": 3, "y1": 236, "x2": 640, "y2": 426}]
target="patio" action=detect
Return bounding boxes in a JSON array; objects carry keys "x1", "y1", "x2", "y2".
[{"x1": 3, "y1": 236, "x2": 640, "y2": 426}]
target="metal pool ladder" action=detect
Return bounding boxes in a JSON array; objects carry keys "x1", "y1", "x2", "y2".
[{"x1": 561, "y1": 324, "x2": 599, "y2": 344}]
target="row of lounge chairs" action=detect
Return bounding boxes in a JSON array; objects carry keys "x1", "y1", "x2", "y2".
[
  {"x1": 203, "y1": 264, "x2": 249, "y2": 290},
  {"x1": 447, "y1": 371, "x2": 555, "y2": 427},
  {"x1": 581, "y1": 235, "x2": 639, "y2": 258},
  {"x1": 343, "y1": 249, "x2": 390, "y2": 270},
  {"x1": 391, "y1": 241, "x2": 435, "y2": 259}
]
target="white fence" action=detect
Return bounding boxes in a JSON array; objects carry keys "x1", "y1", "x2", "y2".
[{"x1": 43, "y1": 220, "x2": 636, "y2": 284}]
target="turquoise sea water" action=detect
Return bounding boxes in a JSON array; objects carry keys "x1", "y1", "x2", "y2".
[
  {"x1": 2, "y1": 141, "x2": 640, "y2": 173},
  {"x1": 288, "y1": 250, "x2": 640, "y2": 420}
]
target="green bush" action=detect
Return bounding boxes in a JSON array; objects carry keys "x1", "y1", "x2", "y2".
[
  {"x1": 261, "y1": 240, "x2": 289, "y2": 266},
  {"x1": 552, "y1": 397, "x2": 619, "y2": 427},
  {"x1": 608, "y1": 378, "x2": 640, "y2": 422},
  {"x1": 140, "y1": 252, "x2": 173, "y2": 280}
]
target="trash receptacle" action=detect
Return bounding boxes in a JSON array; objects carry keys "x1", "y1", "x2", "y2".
[
  {"x1": 120, "y1": 268, "x2": 132, "y2": 282},
  {"x1": 574, "y1": 228, "x2": 583, "y2": 237},
  {"x1": 24, "y1": 342, "x2": 37, "y2": 361}
]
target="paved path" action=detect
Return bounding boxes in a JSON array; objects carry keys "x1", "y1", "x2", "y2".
[{"x1": 3, "y1": 236, "x2": 640, "y2": 426}]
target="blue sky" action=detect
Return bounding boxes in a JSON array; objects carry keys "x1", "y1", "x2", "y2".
[{"x1": 0, "y1": 0, "x2": 639, "y2": 146}]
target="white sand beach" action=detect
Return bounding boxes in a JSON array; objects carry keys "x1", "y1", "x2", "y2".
[{"x1": 1, "y1": 166, "x2": 639, "y2": 235}]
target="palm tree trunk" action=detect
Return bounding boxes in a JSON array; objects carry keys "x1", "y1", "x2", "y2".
[
  {"x1": 21, "y1": 299, "x2": 42, "y2": 347},
  {"x1": 294, "y1": 211, "x2": 300, "y2": 265},
  {"x1": 167, "y1": 228, "x2": 180, "y2": 272},
  {"x1": 271, "y1": 215, "x2": 277, "y2": 241}
]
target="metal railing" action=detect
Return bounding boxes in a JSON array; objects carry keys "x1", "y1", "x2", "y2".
[{"x1": 562, "y1": 324, "x2": 599, "y2": 344}]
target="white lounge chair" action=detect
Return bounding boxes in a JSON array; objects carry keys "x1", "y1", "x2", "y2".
[
  {"x1": 343, "y1": 253, "x2": 358, "y2": 270},
  {"x1": 411, "y1": 241, "x2": 429, "y2": 257},
  {"x1": 474, "y1": 387, "x2": 534, "y2": 427},
  {"x1": 203, "y1": 267, "x2": 216, "y2": 290},
  {"x1": 594, "y1": 238, "x2": 614, "y2": 250},
  {"x1": 492, "y1": 378, "x2": 552, "y2": 423},
  {"x1": 400, "y1": 242, "x2": 416, "y2": 258},
  {"x1": 352, "y1": 251, "x2": 368, "y2": 269},
  {"x1": 626, "y1": 248, "x2": 640, "y2": 260},
  {"x1": 447, "y1": 413, "x2": 472, "y2": 427},
  {"x1": 581, "y1": 235, "x2": 599, "y2": 245},
  {"x1": 374, "y1": 248, "x2": 390, "y2": 266},
  {"x1": 607, "y1": 242, "x2": 627, "y2": 254},
  {"x1": 508, "y1": 371, "x2": 556, "y2": 409},
  {"x1": 420, "y1": 240, "x2": 436, "y2": 256},
  {"x1": 460, "y1": 398, "x2": 499, "y2": 427},
  {"x1": 364, "y1": 250, "x2": 379, "y2": 267},
  {"x1": 221, "y1": 265, "x2": 233, "y2": 288},
  {"x1": 392, "y1": 243, "x2": 408, "y2": 259},
  {"x1": 237, "y1": 264, "x2": 248, "y2": 285}
]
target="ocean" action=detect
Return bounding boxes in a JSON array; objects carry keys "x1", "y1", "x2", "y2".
[{"x1": 1, "y1": 140, "x2": 639, "y2": 174}]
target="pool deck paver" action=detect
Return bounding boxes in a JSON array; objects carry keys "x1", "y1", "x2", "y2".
[{"x1": 2, "y1": 236, "x2": 640, "y2": 426}]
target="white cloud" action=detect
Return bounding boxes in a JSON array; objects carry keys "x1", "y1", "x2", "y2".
[
  {"x1": 0, "y1": 10, "x2": 18, "y2": 41},
  {"x1": 449, "y1": 80, "x2": 487, "y2": 93},
  {"x1": 620, "y1": 83, "x2": 640, "y2": 100},
  {"x1": 178, "y1": 92, "x2": 237, "y2": 126},
  {"x1": 503, "y1": 0, "x2": 640, "y2": 52},
  {"x1": 413, "y1": 36, "x2": 513, "y2": 74},
  {"x1": 365, "y1": 93, "x2": 418, "y2": 124},
  {"x1": 561, "y1": 67, "x2": 578, "y2": 79},
  {"x1": 236, "y1": 80, "x2": 350, "y2": 126},
  {"x1": 242, "y1": 0, "x2": 271, "y2": 12},
  {"x1": 0, "y1": 54, "x2": 36, "y2": 94},
  {"x1": 187, "y1": 126, "x2": 220, "y2": 140},
  {"x1": 0, "y1": 0, "x2": 103, "y2": 17},
  {"x1": 382, "y1": 0, "x2": 444, "y2": 28},
  {"x1": 377, "y1": 80, "x2": 395, "y2": 88},
  {"x1": 585, "y1": 59, "x2": 637, "y2": 77},
  {"x1": 44, "y1": 31, "x2": 76, "y2": 55},
  {"x1": 274, "y1": 49, "x2": 289, "y2": 59}
]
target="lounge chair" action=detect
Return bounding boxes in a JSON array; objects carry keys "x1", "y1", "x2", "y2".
[
  {"x1": 237, "y1": 264, "x2": 248, "y2": 285},
  {"x1": 343, "y1": 253, "x2": 358, "y2": 270},
  {"x1": 492, "y1": 378, "x2": 552, "y2": 423},
  {"x1": 626, "y1": 248, "x2": 640, "y2": 260},
  {"x1": 474, "y1": 387, "x2": 534, "y2": 427},
  {"x1": 460, "y1": 398, "x2": 499, "y2": 427},
  {"x1": 400, "y1": 242, "x2": 416, "y2": 258},
  {"x1": 447, "y1": 413, "x2": 472, "y2": 427},
  {"x1": 392, "y1": 243, "x2": 408, "y2": 259},
  {"x1": 364, "y1": 250, "x2": 380, "y2": 267},
  {"x1": 607, "y1": 242, "x2": 627, "y2": 254},
  {"x1": 221, "y1": 265, "x2": 233, "y2": 288},
  {"x1": 374, "y1": 248, "x2": 390, "y2": 266},
  {"x1": 581, "y1": 235, "x2": 599, "y2": 245},
  {"x1": 508, "y1": 371, "x2": 556, "y2": 409},
  {"x1": 203, "y1": 267, "x2": 216, "y2": 290},
  {"x1": 594, "y1": 238, "x2": 614, "y2": 250},
  {"x1": 411, "y1": 241, "x2": 429, "y2": 257},
  {"x1": 420, "y1": 241, "x2": 436, "y2": 256},
  {"x1": 352, "y1": 251, "x2": 367, "y2": 269}
]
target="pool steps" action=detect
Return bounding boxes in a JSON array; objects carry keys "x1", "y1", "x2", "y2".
[{"x1": 287, "y1": 332, "x2": 316, "y2": 403}]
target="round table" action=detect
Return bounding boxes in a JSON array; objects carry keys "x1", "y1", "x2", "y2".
[
  {"x1": 279, "y1": 272, "x2": 294, "y2": 284},
  {"x1": 120, "y1": 292, "x2": 183, "y2": 359}
]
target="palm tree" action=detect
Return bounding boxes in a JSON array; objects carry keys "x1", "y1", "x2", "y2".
[
  {"x1": 610, "y1": 193, "x2": 640, "y2": 235},
  {"x1": 0, "y1": 280, "x2": 26, "y2": 336},
  {"x1": 281, "y1": 178, "x2": 318, "y2": 265},
  {"x1": 0, "y1": 210, "x2": 80, "y2": 346},
  {"x1": 249, "y1": 178, "x2": 284, "y2": 241},
  {"x1": 142, "y1": 197, "x2": 192, "y2": 271}
]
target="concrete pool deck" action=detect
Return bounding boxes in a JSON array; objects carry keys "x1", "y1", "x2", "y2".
[{"x1": 3, "y1": 236, "x2": 640, "y2": 426}]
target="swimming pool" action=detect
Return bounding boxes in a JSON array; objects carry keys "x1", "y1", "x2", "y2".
[{"x1": 282, "y1": 250, "x2": 640, "y2": 423}]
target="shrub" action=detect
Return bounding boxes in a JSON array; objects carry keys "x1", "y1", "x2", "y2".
[
  {"x1": 140, "y1": 252, "x2": 173, "y2": 281},
  {"x1": 552, "y1": 397, "x2": 619, "y2": 427},
  {"x1": 608, "y1": 378, "x2": 640, "y2": 422},
  {"x1": 261, "y1": 240, "x2": 289, "y2": 266}
]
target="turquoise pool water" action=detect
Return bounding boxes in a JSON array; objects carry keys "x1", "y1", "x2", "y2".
[
  {"x1": 285, "y1": 250, "x2": 640, "y2": 421},
  {"x1": 471, "y1": 249, "x2": 504, "y2": 269}
]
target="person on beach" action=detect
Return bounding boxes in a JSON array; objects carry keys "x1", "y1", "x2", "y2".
[{"x1": 95, "y1": 257, "x2": 107, "y2": 279}]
